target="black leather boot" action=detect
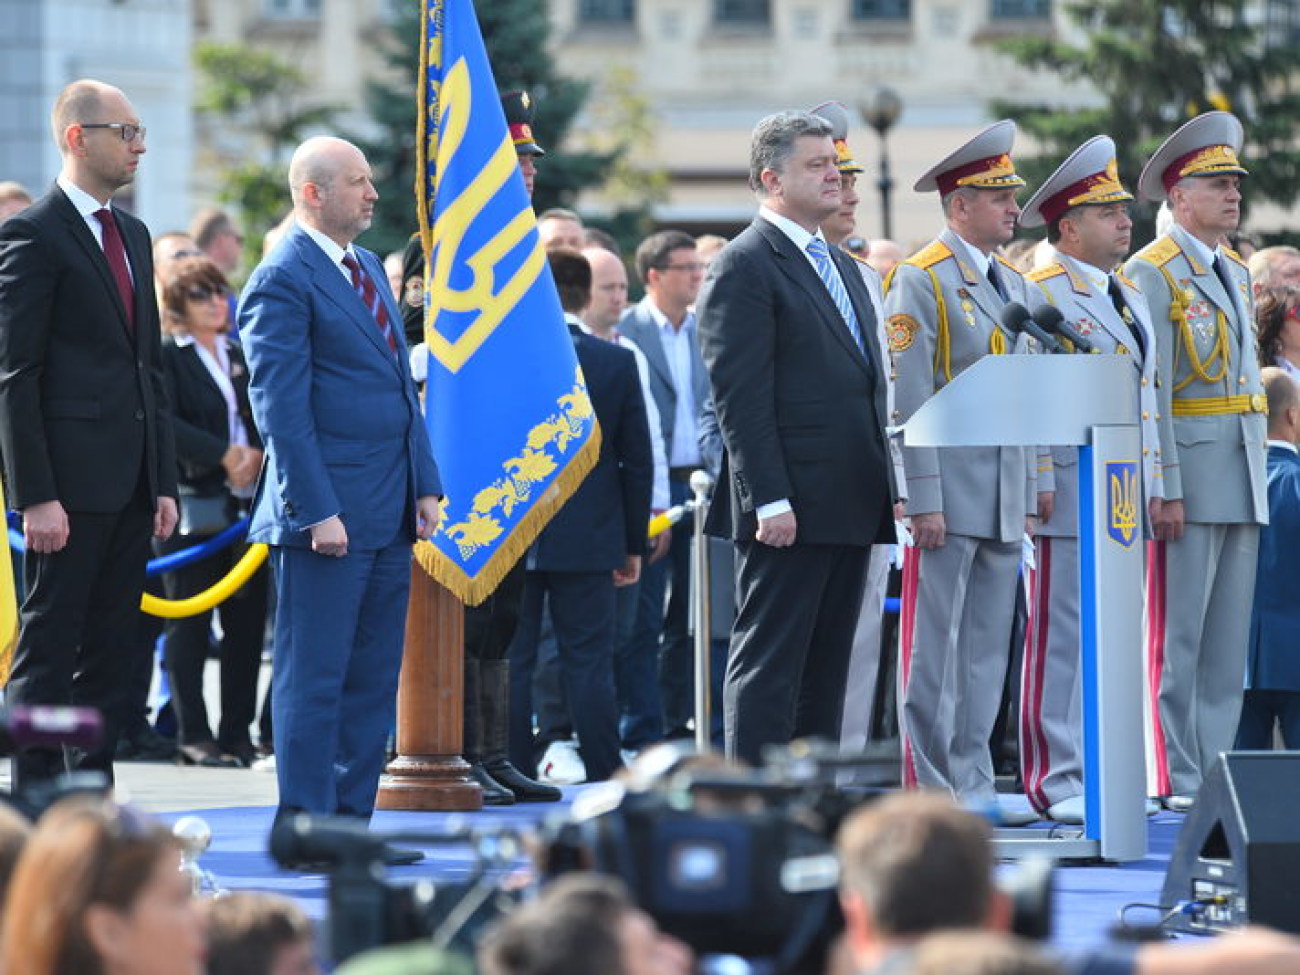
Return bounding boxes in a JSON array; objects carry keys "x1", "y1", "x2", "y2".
[
  {"x1": 463, "y1": 659, "x2": 515, "y2": 805},
  {"x1": 481, "y1": 659, "x2": 562, "y2": 802}
]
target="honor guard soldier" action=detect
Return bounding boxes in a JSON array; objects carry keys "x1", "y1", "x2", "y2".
[
  {"x1": 1016, "y1": 137, "x2": 1165, "y2": 824},
  {"x1": 1124, "y1": 112, "x2": 1267, "y2": 811},
  {"x1": 885, "y1": 121, "x2": 1045, "y2": 824},
  {"x1": 808, "y1": 100, "x2": 902, "y2": 755}
]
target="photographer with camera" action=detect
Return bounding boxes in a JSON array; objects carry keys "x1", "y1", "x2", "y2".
[{"x1": 836, "y1": 792, "x2": 1300, "y2": 975}]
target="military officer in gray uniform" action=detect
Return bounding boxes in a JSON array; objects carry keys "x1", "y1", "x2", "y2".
[
  {"x1": 1124, "y1": 112, "x2": 1267, "y2": 811},
  {"x1": 885, "y1": 121, "x2": 1046, "y2": 823},
  {"x1": 1017, "y1": 137, "x2": 1166, "y2": 825},
  {"x1": 807, "y1": 101, "x2": 902, "y2": 754}
]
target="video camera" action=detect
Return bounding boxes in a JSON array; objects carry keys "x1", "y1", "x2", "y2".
[
  {"x1": 269, "y1": 812, "x2": 528, "y2": 964},
  {"x1": 0, "y1": 705, "x2": 110, "y2": 820},
  {"x1": 542, "y1": 740, "x2": 1054, "y2": 972}
]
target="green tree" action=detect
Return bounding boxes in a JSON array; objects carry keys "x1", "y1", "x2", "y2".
[
  {"x1": 992, "y1": 1, "x2": 1300, "y2": 245},
  {"x1": 358, "y1": 0, "x2": 618, "y2": 255},
  {"x1": 194, "y1": 42, "x2": 338, "y2": 271}
]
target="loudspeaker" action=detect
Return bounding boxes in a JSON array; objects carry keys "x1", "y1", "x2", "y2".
[{"x1": 1161, "y1": 752, "x2": 1300, "y2": 934}]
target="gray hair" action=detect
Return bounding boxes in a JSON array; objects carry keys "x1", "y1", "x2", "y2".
[{"x1": 749, "y1": 111, "x2": 833, "y2": 196}]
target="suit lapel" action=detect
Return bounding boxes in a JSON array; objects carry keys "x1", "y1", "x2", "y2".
[
  {"x1": 628, "y1": 302, "x2": 675, "y2": 390},
  {"x1": 294, "y1": 232, "x2": 399, "y2": 369},
  {"x1": 54, "y1": 189, "x2": 134, "y2": 341},
  {"x1": 755, "y1": 219, "x2": 870, "y2": 375}
]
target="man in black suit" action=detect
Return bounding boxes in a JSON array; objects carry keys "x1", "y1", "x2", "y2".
[
  {"x1": 697, "y1": 110, "x2": 896, "y2": 766},
  {"x1": 0, "y1": 79, "x2": 179, "y2": 789},
  {"x1": 507, "y1": 248, "x2": 654, "y2": 782}
]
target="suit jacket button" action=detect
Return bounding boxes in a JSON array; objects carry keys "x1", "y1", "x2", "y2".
[{"x1": 134, "y1": 409, "x2": 144, "y2": 421}]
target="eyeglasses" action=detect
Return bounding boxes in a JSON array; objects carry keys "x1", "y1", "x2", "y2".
[
  {"x1": 186, "y1": 285, "x2": 228, "y2": 302},
  {"x1": 656, "y1": 262, "x2": 705, "y2": 274},
  {"x1": 81, "y1": 122, "x2": 146, "y2": 144}
]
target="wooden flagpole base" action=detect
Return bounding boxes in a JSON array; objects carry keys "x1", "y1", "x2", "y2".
[{"x1": 376, "y1": 561, "x2": 482, "y2": 811}]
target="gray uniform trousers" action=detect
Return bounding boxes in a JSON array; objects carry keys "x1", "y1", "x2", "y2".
[{"x1": 1147, "y1": 524, "x2": 1259, "y2": 795}]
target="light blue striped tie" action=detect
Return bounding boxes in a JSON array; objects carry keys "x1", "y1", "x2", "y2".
[{"x1": 806, "y1": 237, "x2": 864, "y2": 353}]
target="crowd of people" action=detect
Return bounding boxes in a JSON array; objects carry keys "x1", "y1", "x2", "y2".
[{"x1": 3, "y1": 68, "x2": 1300, "y2": 974}]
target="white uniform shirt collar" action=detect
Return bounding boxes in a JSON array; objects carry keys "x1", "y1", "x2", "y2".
[
  {"x1": 949, "y1": 231, "x2": 991, "y2": 277},
  {"x1": 298, "y1": 220, "x2": 357, "y2": 281},
  {"x1": 1056, "y1": 250, "x2": 1110, "y2": 293},
  {"x1": 1172, "y1": 221, "x2": 1219, "y2": 269}
]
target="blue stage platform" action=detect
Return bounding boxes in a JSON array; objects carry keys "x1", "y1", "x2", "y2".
[{"x1": 163, "y1": 794, "x2": 1194, "y2": 958}]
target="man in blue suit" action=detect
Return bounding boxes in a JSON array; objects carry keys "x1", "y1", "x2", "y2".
[
  {"x1": 1236, "y1": 366, "x2": 1300, "y2": 750},
  {"x1": 239, "y1": 137, "x2": 442, "y2": 834}
]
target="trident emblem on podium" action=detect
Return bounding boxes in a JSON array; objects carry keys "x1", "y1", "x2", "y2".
[{"x1": 1106, "y1": 462, "x2": 1139, "y2": 548}]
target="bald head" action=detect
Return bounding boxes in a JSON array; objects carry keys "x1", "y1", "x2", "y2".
[
  {"x1": 582, "y1": 246, "x2": 629, "y2": 336},
  {"x1": 288, "y1": 136, "x2": 377, "y2": 247},
  {"x1": 52, "y1": 80, "x2": 125, "y2": 153}
]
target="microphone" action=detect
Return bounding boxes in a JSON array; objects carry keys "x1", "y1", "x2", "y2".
[
  {"x1": 1032, "y1": 304, "x2": 1095, "y2": 354},
  {"x1": 0, "y1": 705, "x2": 103, "y2": 754},
  {"x1": 269, "y1": 812, "x2": 387, "y2": 869},
  {"x1": 1000, "y1": 303, "x2": 1064, "y2": 354}
]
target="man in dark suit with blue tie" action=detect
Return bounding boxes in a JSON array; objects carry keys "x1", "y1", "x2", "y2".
[
  {"x1": 508, "y1": 248, "x2": 653, "y2": 782},
  {"x1": 0, "y1": 80, "x2": 178, "y2": 790},
  {"x1": 1236, "y1": 366, "x2": 1300, "y2": 750},
  {"x1": 696, "y1": 111, "x2": 896, "y2": 766},
  {"x1": 239, "y1": 137, "x2": 442, "y2": 833}
]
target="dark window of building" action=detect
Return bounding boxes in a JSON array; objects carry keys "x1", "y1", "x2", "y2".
[
  {"x1": 580, "y1": 0, "x2": 636, "y2": 23},
  {"x1": 853, "y1": 0, "x2": 911, "y2": 18},
  {"x1": 714, "y1": 0, "x2": 771, "y2": 24},
  {"x1": 1265, "y1": 0, "x2": 1300, "y2": 46},
  {"x1": 990, "y1": 0, "x2": 1050, "y2": 18}
]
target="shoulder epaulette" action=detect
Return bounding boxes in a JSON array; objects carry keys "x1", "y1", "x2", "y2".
[
  {"x1": 1134, "y1": 235, "x2": 1180, "y2": 268},
  {"x1": 1115, "y1": 270, "x2": 1140, "y2": 291},
  {"x1": 1026, "y1": 262, "x2": 1067, "y2": 284},
  {"x1": 905, "y1": 240, "x2": 952, "y2": 270},
  {"x1": 1222, "y1": 246, "x2": 1247, "y2": 268},
  {"x1": 994, "y1": 253, "x2": 1022, "y2": 275}
]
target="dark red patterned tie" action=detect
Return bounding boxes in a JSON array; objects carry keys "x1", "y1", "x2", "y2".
[
  {"x1": 94, "y1": 208, "x2": 135, "y2": 332},
  {"x1": 341, "y1": 253, "x2": 397, "y2": 353}
]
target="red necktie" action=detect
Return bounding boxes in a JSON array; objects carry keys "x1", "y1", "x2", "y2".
[
  {"x1": 93, "y1": 208, "x2": 135, "y2": 332},
  {"x1": 341, "y1": 253, "x2": 397, "y2": 353}
]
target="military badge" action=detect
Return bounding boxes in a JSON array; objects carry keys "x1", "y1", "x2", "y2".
[
  {"x1": 1106, "y1": 462, "x2": 1139, "y2": 548},
  {"x1": 887, "y1": 313, "x2": 919, "y2": 352},
  {"x1": 1075, "y1": 316, "x2": 1098, "y2": 336}
]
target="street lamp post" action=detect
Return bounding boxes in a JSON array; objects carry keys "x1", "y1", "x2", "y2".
[{"x1": 862, "y1": 87, "x2": 903, "y2": 241}]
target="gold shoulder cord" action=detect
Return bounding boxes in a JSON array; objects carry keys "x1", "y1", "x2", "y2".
[
  {"x1": 1156, "y1": 263, "x2": 1229, "y2": 392},
  {"x1": 884, "y1": 263, "x2": 953, "y2": 383}
]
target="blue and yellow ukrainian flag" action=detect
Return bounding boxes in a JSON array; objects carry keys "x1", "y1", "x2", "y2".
[{"x1": 413, "y1": 0, "x2": 599, "y2": 605}]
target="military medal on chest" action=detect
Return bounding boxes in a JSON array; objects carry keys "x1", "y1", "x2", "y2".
[{"x1": 957, "y1": 286, "x2": 977, "y2": 328}]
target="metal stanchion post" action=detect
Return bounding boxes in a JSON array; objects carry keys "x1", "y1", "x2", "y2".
[{"x1": 689, "y1": 470, "x2": 715, "y2": 753}]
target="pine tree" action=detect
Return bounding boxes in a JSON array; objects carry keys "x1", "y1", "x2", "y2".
[
  {"x1": 358, "y1": 0, "x2": 615, "y2": 256},
  {"x1": 993, "y1": 0, "x2": 1300, "y2": 245}
]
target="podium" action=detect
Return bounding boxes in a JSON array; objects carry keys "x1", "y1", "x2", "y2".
[{"x1": 902, "y1": 355, "x2": 1147, "y2": 862}]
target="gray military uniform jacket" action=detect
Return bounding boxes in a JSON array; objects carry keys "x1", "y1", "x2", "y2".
[
  {"x1": 1123, "y1": 223, "x2": 1267, "y2": 525},
  {"x1": 1027, "y1": 250, "x2": 1166, "y2": 538},
  {"x1": 885, "y1": 228, "x2": 1040, "y2": 542}
]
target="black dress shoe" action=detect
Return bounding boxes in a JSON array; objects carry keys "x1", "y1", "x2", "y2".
[
  {"x1": 383, "y1": 845, "x2": 425, "y2": 866},
  {"x1": 177, "y1": 742, "x2": 242, "y2": 769},
  {"x1": 117, "y1": 728, "x2": 178, "y2": 763},
  {"x1": 484, "y1": 758, "x2": 562, "y2": 802},
  {"x1": 468, "y1": 762, "x2": 516, "y2": 805}
]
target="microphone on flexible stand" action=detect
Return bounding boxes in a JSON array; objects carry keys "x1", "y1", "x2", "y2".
[
  {"x1": 999, "y1": 302, "x2": 1065, "y2": 354},
  {"x1": 1032, "y1": 304, "x2": 1095, "y2": 354}
]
